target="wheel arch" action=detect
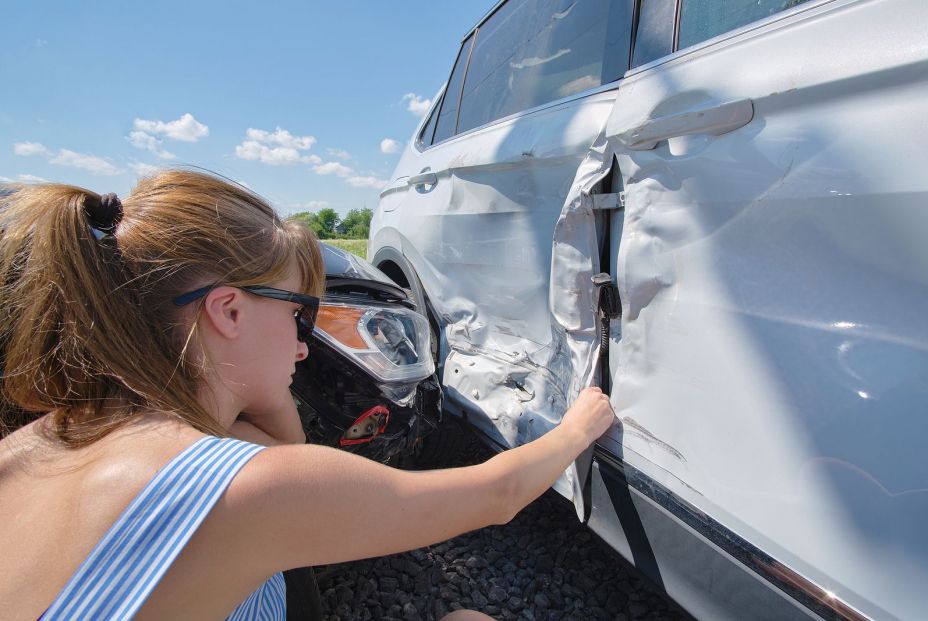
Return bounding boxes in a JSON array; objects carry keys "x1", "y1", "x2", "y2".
[{"x1": 370, "y1": 246, "x2": 427, "y2": 315}]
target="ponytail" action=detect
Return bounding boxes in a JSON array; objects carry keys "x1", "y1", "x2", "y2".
[{"x1": 0, "y1": 170, "x2": 318, "y2": 446}]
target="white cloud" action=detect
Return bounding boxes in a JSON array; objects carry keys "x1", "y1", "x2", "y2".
[
  {"x1": 313, "y1": 161, "x2": 353, "y2": 177},
  {"x1": 35, "y1": 39, "x2": 48, "y2": 47},
  {"x1": 380, "y1": 138, "x2": 401, "y2": 154},
  {"x1": 346, "y1": 175, "x2": 386, "y2": 189},
  {"x1": 236, "y1": 141, "x2": 299, "y2": 165},
  {"x1": 311, "y1": 161, "x2": 387, "y2": 190},
  {"x1": 133, "y1": 113, "x2": 209, "y2": 142},
  {"x1": 128, "y1": 113, "x2": 206, "y2": 160},
  {"x1": 326, "y1": 148, "x2": 351, "y2": 161},
  {"x1": 235, "y1": 126, "x2": 318, "y2": 166},
  {"x1": 50, "y1": 149, "x2": 122, "y2": 176},
  {"x1": 127, "y1": 130, "x2": 175, "y2": 159},
  {"x1": 245, "y1": 127, "x2": 316, "y2": 150},
  {"x1": 235, "y1": 141, "x2": 321, "y2": 166},
  {"x1": 130, "y1": 162, "x2": 161, "y2": 177},
  {"x1": 18, "y1": 174, "x2": 48, "y2": 183},
  {"x1": 0, "y1": 174, "x2": 48, "y2": 184},
  {"x1": 14, "y1": 141, "x2": 121, "y2": 176},
  {"x1": 402, "y1": 93, "x2": 432, "y2": 117},
  {"x1": 14, "y1": 141, "x2": 51, "y2": 157},
  {"x1": 128, "y1": 131, "x2": 158, "y2": 150}
]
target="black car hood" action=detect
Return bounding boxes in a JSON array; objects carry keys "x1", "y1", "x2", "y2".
[{"x1": 321, "y1": 243, "x2": 410, "y2": 306}]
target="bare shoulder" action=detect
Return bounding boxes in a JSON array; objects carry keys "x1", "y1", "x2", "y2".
[
  {"x1": 0, "y1": 415, "x2": 208, "y2": 540},
  {"x1": 0, "y1": 416, "x2": 209, "y2": 619}
]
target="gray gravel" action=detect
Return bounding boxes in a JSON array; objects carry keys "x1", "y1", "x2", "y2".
[{"x1": 315, "y1": 442, "x2": 692, "y2": 621}]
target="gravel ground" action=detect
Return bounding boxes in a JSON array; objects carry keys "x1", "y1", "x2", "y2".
[{"x1": 315, "y1": 439, "x2": 692, "y2": 621}]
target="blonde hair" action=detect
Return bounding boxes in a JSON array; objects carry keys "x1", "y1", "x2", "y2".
[{"x1": 0, "y1": 170, "x2": 324, "y2": 446}]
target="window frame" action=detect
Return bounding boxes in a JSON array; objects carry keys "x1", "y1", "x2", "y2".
[
  {"x1": 628, "y1": 0, "x2": 836, "y2": 76},
  {"x1": 430, "y1": 32, "x2": 476, "y2": 146},
  {"x1": 630, "y1": 0, "x2": 677, "y2": 69},
  {"x1": 415, "y1": 91, "x2": 443, "y2": 149},
  {"x1": 412, "y1": 25, "x2": 478, "y2": 153}
]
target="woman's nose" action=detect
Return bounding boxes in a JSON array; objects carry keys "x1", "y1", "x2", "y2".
[{"x1": 296, "y1": 341, "x2": 309, "y2": 361}]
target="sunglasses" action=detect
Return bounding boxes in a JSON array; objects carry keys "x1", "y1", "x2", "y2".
[{"x1": 173, "y1": 285, "x2": 321, "y2": 343}]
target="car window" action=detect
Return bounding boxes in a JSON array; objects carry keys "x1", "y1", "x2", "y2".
[
  {"x1": 678, "y1": 0, "x2": 813, "y2": 49},
  {"x1": 631, "y1": 0, "x2": 676, "y2": 68},
  {"x1": 456, "y1": 0, "x2": 633, "y2": 136},
  {"x1": 417, "y1": 98, "x2": 440, "y2": 148},
  {"x1": 432, "y1": 33, "x2": 475, "y2": 145}
]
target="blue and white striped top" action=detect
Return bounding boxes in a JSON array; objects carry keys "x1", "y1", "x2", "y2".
[{"x1": 41, "y1": 436, "x2": 286, "y2": 620}]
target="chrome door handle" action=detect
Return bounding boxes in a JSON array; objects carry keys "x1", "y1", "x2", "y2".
[
  {"x1": 619, "y1": 98, "x2": 754, "y2": 151},
  {"x1": 407, "y1": 172, "x2": 438, "y2": 186}
]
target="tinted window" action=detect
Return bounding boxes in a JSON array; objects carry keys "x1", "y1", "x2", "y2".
[
  {"x1": 417, "y1": 98, "x2": 440, "y2": 147},
  {"x1": 432, "y1": 33, "x2": 475, "y2": 144},
  {"x1": 679, "y1": 0, "x2": 812, "y2": 49},
  {"x1": 631, "y1": 0, "x2": 676, "y2": 68},
  {"x1": 456, "y1": 0, "x2": 632, "y2": 135}
]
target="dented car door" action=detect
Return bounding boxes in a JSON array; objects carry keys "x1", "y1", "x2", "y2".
[
  {"x1": 371, "y1": 0, "x2": 634, "y2": 505},
  {"x1": 589, "y1": 1, "x2": 928, "y2": 619},
  {"x1": 371, "y1": 0, "x2": 928, "y2": 618}
]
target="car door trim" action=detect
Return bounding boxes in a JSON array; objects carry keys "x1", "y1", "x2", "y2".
[
  {"x1": 594, "y1": 447, "x2": 874, "y2": 621},
  {"x1": 627, "y1": 0, "x2": 842, "y2": 77},
  {"x1": 414, "y1": 85, "x2": 621, "y2": 153}
]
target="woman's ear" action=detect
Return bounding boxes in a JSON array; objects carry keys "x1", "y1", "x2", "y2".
[{"x1": 200, "y1": 286, "x2": 246, "y2": 339}]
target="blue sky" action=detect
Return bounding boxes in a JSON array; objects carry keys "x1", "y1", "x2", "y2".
[{"x1": 0, "y1": 1, "x2": 491, "y2": 216}]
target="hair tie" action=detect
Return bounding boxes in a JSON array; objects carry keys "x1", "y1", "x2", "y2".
[{"x1": 85, "y1": 192, "x2": 124, "y2": 240}]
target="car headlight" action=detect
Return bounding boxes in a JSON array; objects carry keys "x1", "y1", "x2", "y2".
[{"x1": 313, "y1": 302, "x2": 435, "y2": 384}]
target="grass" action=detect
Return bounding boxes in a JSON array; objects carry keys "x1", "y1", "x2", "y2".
[{"x1": 324, "y1": 239, "x2": 367, "y2": 260}]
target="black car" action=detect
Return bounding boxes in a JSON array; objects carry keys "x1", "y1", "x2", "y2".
[{"x1": 290, "y1": 243, "x2": 440, "y2": 463}]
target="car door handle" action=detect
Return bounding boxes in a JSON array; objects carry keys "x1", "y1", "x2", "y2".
[
  {"x1": 619, "y1": 98, "x2": 754, "y2": 151},
  {"x1": 407, "y1": 172, "x2": 438, "y2": 186}
]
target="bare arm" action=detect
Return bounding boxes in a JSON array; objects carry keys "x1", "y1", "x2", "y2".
[
  {"x1": 228, "y1": 419, "x2": 287, "y2": 446},
  {"x1": 233, "y1": 394, "x2": 306, "y2": 445},
  {"x1": 222, "y1": 387, "x2": 614, "y2": 573}
]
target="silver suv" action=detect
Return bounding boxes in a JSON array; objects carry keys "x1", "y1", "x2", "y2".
[{"x1": 369, "y1": 1, "x2": 928, "y2": 619}]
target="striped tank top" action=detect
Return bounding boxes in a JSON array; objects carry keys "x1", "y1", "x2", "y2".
[{"x1": 40, "y1": 436, "x2": 286, "y2": 620}]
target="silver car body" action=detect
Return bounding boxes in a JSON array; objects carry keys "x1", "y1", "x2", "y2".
[{"x1": 370, "y1": 0, "x2": 928, "y2": 619}]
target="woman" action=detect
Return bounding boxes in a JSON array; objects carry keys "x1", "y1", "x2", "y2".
[{"x1": 0, "y1": 171, "x2": 615, "y2": 620}]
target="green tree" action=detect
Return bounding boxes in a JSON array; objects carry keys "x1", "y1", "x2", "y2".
[
  {"x1": 338, "y1": 207, "x2": 373, "y2": 239},
  {"x1": 290, "y1": 211, "x2": 326, "y2": 238},
  {"x1": 290, "y1": 208, "x2": 340, "y2": 239},
  {"x1": 315, "y1": 208, "x2": 339, "y2": 238},
  {"x1": 289, "y1": 211, "x2": 316, "y2": 226}
]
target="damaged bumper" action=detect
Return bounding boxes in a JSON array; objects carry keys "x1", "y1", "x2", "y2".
[{"x1": 289, "y1": 243, "x2": 440, "y2": 463}]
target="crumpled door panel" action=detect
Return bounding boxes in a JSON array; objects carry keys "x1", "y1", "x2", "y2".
[
  {"x1": 372, "y1": 92, "x2": 618, "y2": 511},
  {"x1": 602, "y1": 2, "x2": 928, "y2": 619}
]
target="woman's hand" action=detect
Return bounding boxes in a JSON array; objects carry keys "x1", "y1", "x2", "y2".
[
  {"x1": 560, "y1": 386, "x2": 615, "y2": 445},
  {"x1": 233, "y1": 392, "x2": 306, "y2": 445}
]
